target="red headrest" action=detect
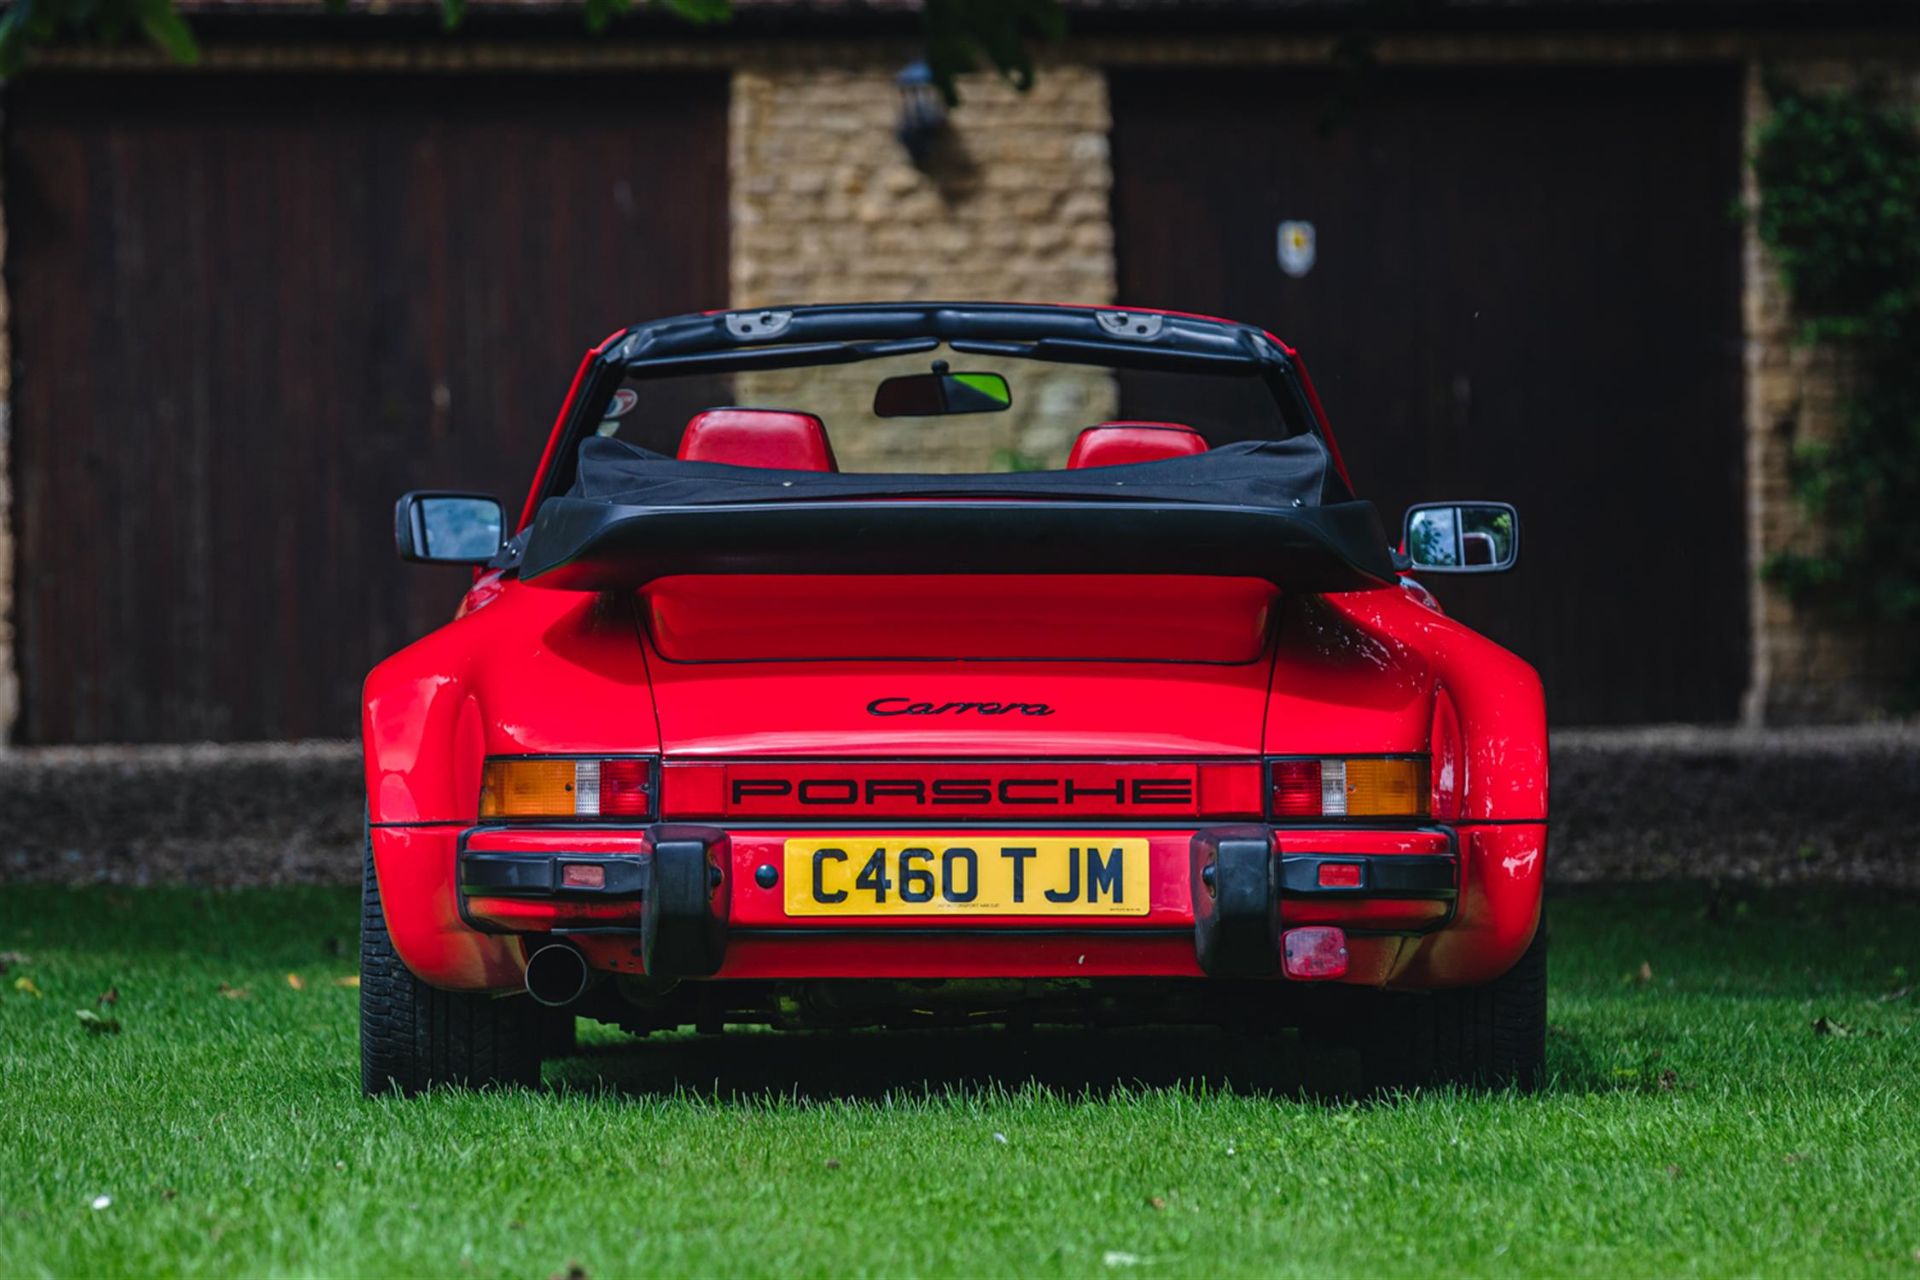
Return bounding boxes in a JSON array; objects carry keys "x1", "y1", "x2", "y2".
[
  {"x1": 1067, "y1": 421, "x2": 1208, "y2": 469},
  {"x1": 678, "y1": 408, "x2": 837, "y2": 472}
]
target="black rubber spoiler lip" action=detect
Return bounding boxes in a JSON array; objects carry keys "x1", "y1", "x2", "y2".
[{"x1": 518, "y1": 496, "x2": 1398, "y2": 593}]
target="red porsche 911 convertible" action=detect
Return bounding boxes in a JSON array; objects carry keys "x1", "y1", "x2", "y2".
[{"x1": 361, "y1": 303, "x2": 1546, "y2": 1095}]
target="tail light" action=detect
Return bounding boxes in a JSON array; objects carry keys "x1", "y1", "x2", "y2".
[
  {"x1": 1265, "y1": 756, "x2": 1430, "y2": 819},
  {"x1": 480, "y1": 756, "x2": 656, "y2": 820},
  {"x1": 1270, "y1": 759, "x2": 1323, "y2": 816},
  {"x1": 599, "y1": 758, "x2": 654, "y2": 817}
]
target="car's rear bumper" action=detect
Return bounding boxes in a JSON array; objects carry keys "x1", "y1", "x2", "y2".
[{"x1": 372, "y1": 818, "x2": 1544, "y2": 992}]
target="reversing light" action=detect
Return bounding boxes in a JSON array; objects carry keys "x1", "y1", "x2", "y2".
[
  {"x1": 480, "y1": 757, "x2": 655, "y2": 820},
  {"x1": 1267, "y1": 757, "x2": 1430, "y2": 819}
]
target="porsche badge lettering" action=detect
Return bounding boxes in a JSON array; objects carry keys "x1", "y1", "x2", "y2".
[
  {"x1": 867, "y1": 697, "x2": 1055, "y2": 717},
  {"x1": 728, "y1": 774, "x2": 1195, "y2": 809}
]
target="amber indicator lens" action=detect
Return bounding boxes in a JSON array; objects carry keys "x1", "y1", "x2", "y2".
[
  {"x1": 1342, "y1": 758, "x2": 1430, "y2": 817},
  {"x1": 480, "y1": 759, "x2": 577, "y2": 818}
]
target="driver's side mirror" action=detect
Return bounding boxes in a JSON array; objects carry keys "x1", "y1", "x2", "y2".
[
  {"x1": 394, "y1": 491, "x2": 505, "y2": 566},
  {"x1": 1402, "y1": 502, "x2": 1520, "y2": 574}
]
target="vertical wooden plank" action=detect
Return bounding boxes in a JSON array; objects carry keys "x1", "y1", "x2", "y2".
[
  {"x1": 1112, "y1": 65, "x2": 1748, "y2": 724},
  {"x1": 6, "y1": 71, "x2": 729, "y2": 742}
]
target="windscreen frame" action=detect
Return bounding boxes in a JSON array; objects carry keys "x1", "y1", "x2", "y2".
[{"x1": 518, "y1": 303, "x2": 1335, "y2": 527}]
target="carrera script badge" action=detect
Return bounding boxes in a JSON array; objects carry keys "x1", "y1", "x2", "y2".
[{"x1": 867, "y1": 697, "x2": 1055, "y2": 718}]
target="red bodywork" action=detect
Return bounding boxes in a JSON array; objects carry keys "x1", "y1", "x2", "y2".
[{"x1": 365, "y1": 305, "x2": 1546, "y2": 1006}]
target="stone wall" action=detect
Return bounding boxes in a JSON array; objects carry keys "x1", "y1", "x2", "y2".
[
  {"x1": 1740, "y1": 61, "x2": 1920, "y2": 723},
  {"x1": 728, "y1": 58, "x2": 1117, "y2": 470}
]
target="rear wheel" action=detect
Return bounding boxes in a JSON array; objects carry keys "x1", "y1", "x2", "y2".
[
  {"x1": 1355, "y1": 925, "x2": 1547, "y2": 1093},
  {"x1": 360, "y1": 825, "x2": 542, "y2": 1096}
]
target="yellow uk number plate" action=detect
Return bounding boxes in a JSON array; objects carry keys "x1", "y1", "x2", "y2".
[{"x1": 783, "y1": 838, "x2": 1151, "y2": 917}]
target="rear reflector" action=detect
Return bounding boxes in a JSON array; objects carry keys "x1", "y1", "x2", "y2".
[
  {"x1": 1281, "y1": 926, "x2": 1349, "y2": 980},
  {"x1": 560, "y1": 863, "x2": 606, "y2": 890},
  {"x1": 1316, "y1": 862, "x2": 1364, "y2": 889}
]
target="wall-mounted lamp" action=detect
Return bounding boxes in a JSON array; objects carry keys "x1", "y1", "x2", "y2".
[{"x1": 895, "y1": 60, "x2": 948, "y2": 166}]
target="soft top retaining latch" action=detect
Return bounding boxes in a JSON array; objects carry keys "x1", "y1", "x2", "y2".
[
  {"x1": 725, "y1": 310, "x2": 794, "y2": 340},
  {"x1": 1097, "y1": 311, "x2": 1165, "y2": 340}
]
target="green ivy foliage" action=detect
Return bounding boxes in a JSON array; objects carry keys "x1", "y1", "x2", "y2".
[
  {"x1": 1753, "y1": 86, "x2": 1920, "y2": 637},
  {"x1": 0, "y1": 0, "x2": 201, "y2": 73},
  {"x1": 0, "y1": 0, "x2": 1063, "y2": 102}
]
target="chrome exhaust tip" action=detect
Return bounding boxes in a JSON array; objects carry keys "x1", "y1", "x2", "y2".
[{"x1": 523, "y1": 942, "x2": 592, "y2": 1008}]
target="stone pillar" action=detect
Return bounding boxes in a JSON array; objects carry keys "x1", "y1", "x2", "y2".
[{"x1": 728, "y1": 58, "x2": 1118, "y2": 470}]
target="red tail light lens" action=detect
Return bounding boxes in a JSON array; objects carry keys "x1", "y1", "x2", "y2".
[
  {"x1": 599, "y1": 758, "x2": 654, "y2": 817},
  {"x1": 1270, "y1": 760, "x2": 1323, "y2": 816}
]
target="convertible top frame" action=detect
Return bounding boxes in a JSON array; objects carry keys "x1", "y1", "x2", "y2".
[{"x1": 518, "y1": 302, "x2": 1343, "y2": 528}]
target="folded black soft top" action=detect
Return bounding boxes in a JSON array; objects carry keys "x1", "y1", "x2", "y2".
[
  {"x1": 566, "y1": 435, "x2": 1339, "y2": 508},
  {"x1": 515, "y1": 435, "x2": 1398, "y2": 593}
]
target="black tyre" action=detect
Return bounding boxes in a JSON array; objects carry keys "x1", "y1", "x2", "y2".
[
  {"x1": 1356, "y1": 924, "x2": 1547, "y2": 1094},
  {"x1": 360, "y1": 825, "x2": 542, "y2": 1096}
]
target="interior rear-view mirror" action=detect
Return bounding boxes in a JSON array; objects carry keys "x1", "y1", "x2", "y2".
[
  {"x1": 873, "y1": 362, "x2": 1012, "y2": 418},
  {"x1": 1403, "y1": 502, "x2": 1519, "y2": 574},
  {"x1": 395, "y1": 491, "x2": 505, "y2": 566}
]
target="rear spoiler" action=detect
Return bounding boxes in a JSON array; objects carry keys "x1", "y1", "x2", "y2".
[{"x1": 517, "y1": 497, "x2": 1399, "y2": 593}]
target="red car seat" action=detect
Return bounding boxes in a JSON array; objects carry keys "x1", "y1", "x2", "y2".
[
  {"x1": 678, "y1": 408, "x2": 838, "y2": 471},
  {"x1": 1066, "y1": 421, "x2": 1209, "y2": 469}
]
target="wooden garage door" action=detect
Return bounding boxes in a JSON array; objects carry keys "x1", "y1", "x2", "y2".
[
  {"x1": 7, "y1": 72, "x2": 727, "y2": 743},
  {"x1": 1113, "y1": 66, "x2": 1747, "y2": 724}
]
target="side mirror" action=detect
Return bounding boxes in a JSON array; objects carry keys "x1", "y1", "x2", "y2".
[
  {"x1": 1402, "y1": 502, "x2": 1520, "y2": 574},
  {"x1": 394, "y1": 491, "x2": 505, "y2": 566}
]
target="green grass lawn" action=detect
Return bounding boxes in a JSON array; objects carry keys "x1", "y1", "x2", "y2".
[{"x1": 1, "y1": 884, "x2": 1916, "y2": 1278}]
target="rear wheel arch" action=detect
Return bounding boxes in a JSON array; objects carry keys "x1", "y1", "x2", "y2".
[{"x1": 359, "y1": 816, "x2": 542, "y2": 1096}]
